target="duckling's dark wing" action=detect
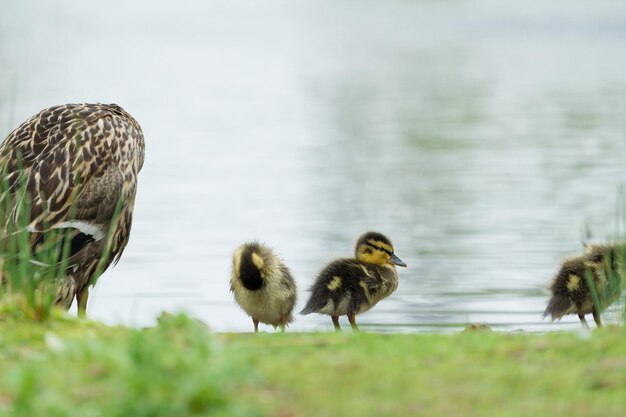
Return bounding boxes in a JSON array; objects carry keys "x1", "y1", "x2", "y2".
[{"x1": 300, "y1": 259, "x2": 372, "y2": 315}]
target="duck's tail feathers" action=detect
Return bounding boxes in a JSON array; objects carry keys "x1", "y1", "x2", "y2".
[
  {"x1": 299, "y1": 306, "x2": 314, "y2": 315},
  {"x1": 299, "y1": 297, "x2": 324, "y2": 315},
  {"x1": 542, "y1": 294, "x2": 572, "y2": 320}
]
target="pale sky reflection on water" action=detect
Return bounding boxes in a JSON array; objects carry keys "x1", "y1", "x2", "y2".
[{"x1": 1, "y1": 1, "x2": 626, "y2": 332}]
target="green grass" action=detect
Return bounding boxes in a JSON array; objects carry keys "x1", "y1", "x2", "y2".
[
  {"x1": 1, "y1": 312, "x2": 626, "y2": 417},
  {"x1": 231, "y1": 330, "x2": 626, "y2": 417}
]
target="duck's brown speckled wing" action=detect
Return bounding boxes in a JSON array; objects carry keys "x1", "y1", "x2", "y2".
[
  {"x1": 1, "y1": 103, "x2": 144, "y2": 231},
  {"x1": 0, "y1": 103, "x2": 145, "y2": 294}
]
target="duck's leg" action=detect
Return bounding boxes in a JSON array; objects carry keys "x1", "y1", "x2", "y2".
[
  {"x1": 578, "y1": 313, "x2": 590, "y2": 329},
  {"x1": 592, "y1": 309, "x2": 603, "y2": 327},
  {"x1": 331, "y1": 316, "x2": 341, "y2": 331},
  {"x1": 253, "y1": 318, "x2": 259, "y2": 333},
  {"x1": 77, "y1": 287, "x2": 89, "y2": 318},
  {"x1": 347, "y1": 312, "x2": 359, "y2": 331}
]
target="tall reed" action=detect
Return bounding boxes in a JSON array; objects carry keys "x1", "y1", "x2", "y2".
[{"x1": 583, "y1": 186, "x2": 626, "y2": 324}]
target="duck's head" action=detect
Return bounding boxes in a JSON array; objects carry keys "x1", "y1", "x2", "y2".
[{"x1": 354, "y1": 232, "x2": 407, "y2": 268}]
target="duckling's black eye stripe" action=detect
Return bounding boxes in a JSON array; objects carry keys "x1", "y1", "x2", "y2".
[{"x1": 366, "y1": 243, "x2": 392, "y2": 255}]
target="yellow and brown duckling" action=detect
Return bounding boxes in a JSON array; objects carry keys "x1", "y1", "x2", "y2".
[
  {"x1": 230, "y1": 242, "x2": 297, "y2": 332},
  {"x1": 0, "y1": 103, "x2": 145, "y2": 316},
  {"x1": 543, "y1": 244, "x2": 626, "y2": 328},
  {"x1": 300, "y1": 231, "x2": 407, "y2": 331}
]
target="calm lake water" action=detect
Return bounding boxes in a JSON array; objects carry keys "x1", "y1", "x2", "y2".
[{"x1": 1, "y1": 1, "x2": 626, "y2": 332}]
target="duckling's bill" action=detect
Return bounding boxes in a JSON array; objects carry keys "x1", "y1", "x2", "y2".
[{"x1": 389, "y1": 253, "x2": 407, "y2": 267}]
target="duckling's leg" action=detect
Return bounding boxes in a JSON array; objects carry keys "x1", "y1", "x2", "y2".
[
  {"x1": 578, "y1": 314, "x2": 590, "y2": 329},
  {"x1": 347, "y1": 312, "x2": 359, "y2": 331},
  {"x1": 253, "y1": 318, "x2": 259, "y2": 333},
  {"x1": 592, "y1": 309, "x2": 603, "y2": 327},
  {"x1": 331, "y1": 316, "x2": 341, "y2": 331},
  {"x1": 77, "y1": 287, "x2": 89, "y2": 318}
]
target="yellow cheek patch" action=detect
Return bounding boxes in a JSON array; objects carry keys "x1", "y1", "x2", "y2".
[
  {"x1": 327, "y1": 276, "x2": 342, "y2": 291},
  {"x1": 567, "y1": 274, "x2": 581, "y2": 292},
  {"x1": 359, "y1": 253, "x2": 374, "y2": 263},
  {"x1": 357, "y1": 248, "x2": 388, "y2": 265},
  {"x1": 251, "y1": 252, "x2": 264, "y2": 270}
]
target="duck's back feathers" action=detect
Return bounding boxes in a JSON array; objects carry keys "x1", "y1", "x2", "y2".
[
  {"x1": 300, "y1": 258, "x2": 398, "y2": 316},
  {"x1": 300, "y1": 258, "x2": 358, "y2": 315},
  {"x1": 234, "y1": 242, "x2": 266, "y2": 290},
  {"x1": 0, "y1": 103, "x2": 144, "y2": 231}
]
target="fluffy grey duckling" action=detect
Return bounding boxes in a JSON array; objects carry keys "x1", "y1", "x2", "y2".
[
  {"x1": 300, "y1": 232, "x2": 407, "y2": 331},
  {"x1": 543, "y1": 244, "x2": 625, "y2": 328},
  {"x1": 230, "y1": 242, "x2": 297, "y2": 332}
]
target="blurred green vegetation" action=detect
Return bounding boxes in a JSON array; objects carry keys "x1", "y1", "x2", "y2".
[
  {"x1": 1, "y1": 312, "x2": 626, "y2": 416},
  {"x1": 0, "y1": 312, "x2": 258, "y2": 417}
]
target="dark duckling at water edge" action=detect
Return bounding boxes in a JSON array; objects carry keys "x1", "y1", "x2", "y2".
[
  {"x1": 230, "y1": 242, "x2": 297, "y2": 332},
  {"x1": 300, "y1": 232, "x2": 407, "y2": 331},
  {"x1": 543, "y1": 244, "x2": 626, "y2": 328}
]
